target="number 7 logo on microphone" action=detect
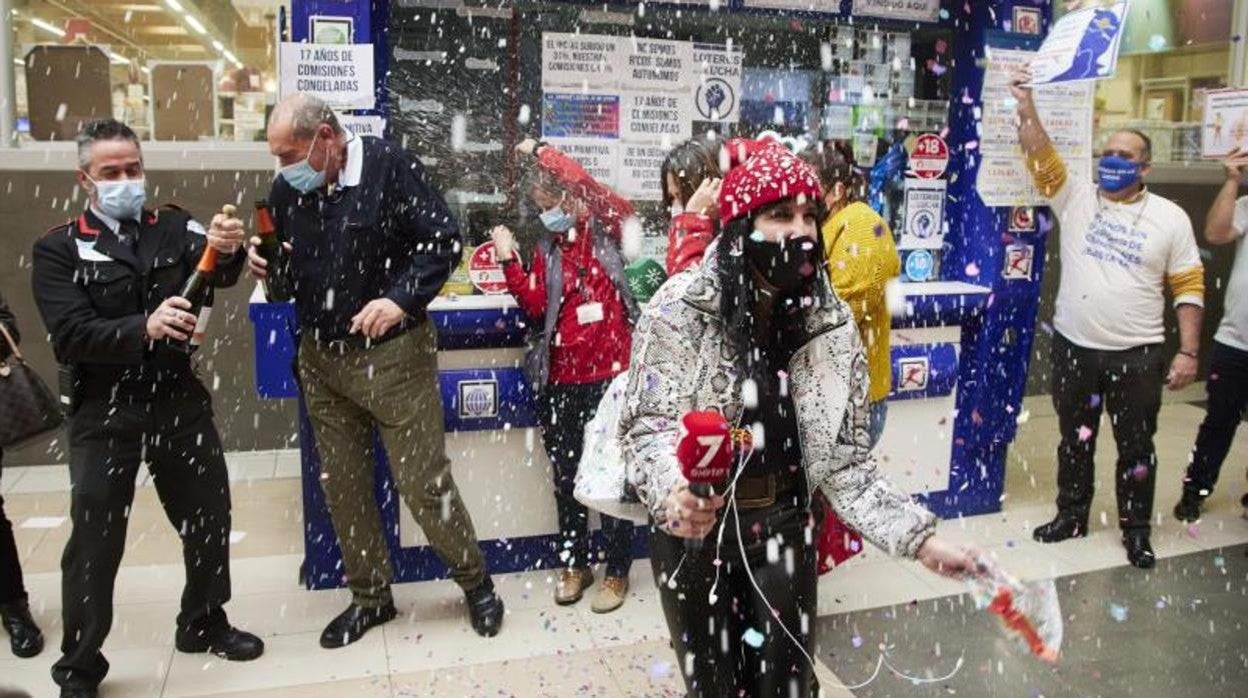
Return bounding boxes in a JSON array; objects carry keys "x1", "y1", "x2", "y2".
[{"x1": 694, "y1": 434, "x2": 727, "y2": 472}]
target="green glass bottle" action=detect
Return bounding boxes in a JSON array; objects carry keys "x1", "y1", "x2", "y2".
[
  {"x1": 255, "y1": 199, "x2": 292, "y2": 302},
  {"x1": 170, "y1": 244, "x2": 217, "y2": 354}
]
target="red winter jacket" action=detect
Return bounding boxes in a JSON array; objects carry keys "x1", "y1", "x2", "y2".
[
  {"x1": 504, "y1": 146, "x2": 635, "y2": 385},
  {"x1": 665, "y1": 213, "x2": 716, "y2": 276}
]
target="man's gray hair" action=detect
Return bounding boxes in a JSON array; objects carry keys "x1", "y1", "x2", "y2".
[
  {"x1": 76, "y1": 118, "x2": 141, "y2": 169},
  {"x1": 278, "y1": 93, "x2": 345, "y2": 140}
]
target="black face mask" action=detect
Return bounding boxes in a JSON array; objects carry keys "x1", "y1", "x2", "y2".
[{"x1": 744, "y1": 235, "x2": 821, "y2": 294}]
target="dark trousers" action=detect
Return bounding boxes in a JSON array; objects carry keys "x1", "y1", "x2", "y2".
[
  {"x1": 539, "y1": 379, "x2": 635, "y2": 578},
  {"x1": 52, "y1": 381, "x2": 232, "y2": 690},
  {"x1": 1052, "y1": 333, "x2": 1165, "y2": 533},
  {"x1": 1184, "y1": 341, "x2": 1248, "y2": 498},
  {"x1": 0, "y1": 449, "x2": 28, "y2": 605},
  {"x1": 650, "y1": 493, "x2": 820, "y2": 697}
]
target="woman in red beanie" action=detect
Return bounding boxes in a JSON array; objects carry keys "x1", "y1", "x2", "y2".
[
  {"x1": 660, "y1": 137, "x2": 782, "y2": 276},
  {"x1": 620, "y1": 142, "x2": 977, "y2": 697}
]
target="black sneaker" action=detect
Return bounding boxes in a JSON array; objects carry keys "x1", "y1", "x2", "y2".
[
  {"x1": 466, "y1": 577, "x2": 504, "y2": 637},
  {"x1": 1123, "y1": 533, "x2": 1156, "y2": 569},
  {"x1": 1173, "y1": 491, "x2": 1204, "y2": 522},
  {"x1": 0, "y1": 599, "x2": 44, "y2": 658},
  {"x1": 319, "y1": 602, "x2": 397, "y2": 649},
  {"x1": 1033, "y1": 515, "x2": 1087, "y2": 543}
]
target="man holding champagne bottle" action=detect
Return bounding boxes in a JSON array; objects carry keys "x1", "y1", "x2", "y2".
[
  {"x1": 30, "y1": 119, "x2": 262, "y2": 698},
  {"x1": 249, "y1": 93, "x2": 505, "y2": 647}
]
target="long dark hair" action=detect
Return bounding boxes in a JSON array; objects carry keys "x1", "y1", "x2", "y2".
[
  {"x1": 660, "y1": 137, "x2": 723, "y2": 209},
  {"x1": 716, "y1": 201, "x2": 830, "y2": 389},
  {"x1": 799, "y1": 140, "x2": 866, "y2": 202}
]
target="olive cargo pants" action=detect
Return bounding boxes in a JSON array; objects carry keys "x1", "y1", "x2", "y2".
[{"x1": 299, "y1": 321, "x2": 486, "y2": 606}]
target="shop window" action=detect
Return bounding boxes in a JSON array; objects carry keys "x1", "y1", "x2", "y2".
[
  {"x1": 1056, "y1": 0, "x2": 1238, "y2": 163},
  {"x1": 9, "y1": 0, "x2": 279, "y2": 142}
]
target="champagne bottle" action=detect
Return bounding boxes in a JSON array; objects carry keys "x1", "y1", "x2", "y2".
[
  {"x1": 189, "y1": 285, "x2": 214, "y2": 350},
  {"x1": 254, "y1": 199, "x2": 291, "y2": 302},
  {"x1": 170, "y1": 242, "x2": 217, "y2": 353},
  {"x1": 170, "y1": 204, "x2": 230, "y2": 353}
]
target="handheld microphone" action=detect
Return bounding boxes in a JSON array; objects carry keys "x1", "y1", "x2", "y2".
[{"x1": 676, "y1": 410, "x2": 734, "y2": 551}]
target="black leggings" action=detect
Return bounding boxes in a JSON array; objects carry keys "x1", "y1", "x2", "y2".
[
  {"x1": 539, "y1": 380, "x2": 635, "y2": 576},
  {"x1": 649, "y1": 493, "x2": 820, "y2": 697},
  {"x1": 0, "y1": 449, "x2": 27, "y2": 604}
]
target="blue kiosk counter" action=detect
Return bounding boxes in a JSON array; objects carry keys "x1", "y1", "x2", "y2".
[
  {"x1": 249, "y1": 280, "x2": 990, "y2": 590},
  {"x1": 269, "y1": 0, "x2": 1047, "y2": 592}
]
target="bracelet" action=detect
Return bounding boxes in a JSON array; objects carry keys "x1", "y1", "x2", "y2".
[{"x1": 1178, "y1": 350, "x2": 1198, "y2": 360}]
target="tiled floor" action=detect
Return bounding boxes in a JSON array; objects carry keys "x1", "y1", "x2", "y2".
[
  {"x1": 0, "y1": 396, "x2": 1245, "y2": 697},
  {"x1": 816, "y1": 544, "x2": 1248, "y2": 698}
]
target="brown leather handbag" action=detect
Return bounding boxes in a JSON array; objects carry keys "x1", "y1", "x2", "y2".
[{"x1": 0, "y1": 322, "x2": 64, "y2": 449}]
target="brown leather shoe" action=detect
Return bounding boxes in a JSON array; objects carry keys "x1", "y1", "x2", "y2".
[
  {"x1": 590, "y1": 576, "x2": 629, "y2": 614},
  {"x1": 554, "y1": 567, "x2": 594, "y2": 605}
]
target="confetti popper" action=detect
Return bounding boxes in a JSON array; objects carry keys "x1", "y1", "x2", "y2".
[
  {"x1": 967, "y1": 557, "x2": 1063, "y2": 665},
  {"x1": 985, "y1": 586, "x2": 1060, "y2": 664}
]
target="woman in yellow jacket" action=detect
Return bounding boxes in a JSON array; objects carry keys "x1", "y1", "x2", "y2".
[{"x1": 801, "y1": 141, "x2": 900, "y2": 446}]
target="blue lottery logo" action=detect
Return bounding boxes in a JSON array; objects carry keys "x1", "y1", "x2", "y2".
[
  {"x1": 458, "y1": 380, "x2": 499, "y2": 419},
  {"x1": 905, "y1": 250, "x2": 933, "y2": 282}
]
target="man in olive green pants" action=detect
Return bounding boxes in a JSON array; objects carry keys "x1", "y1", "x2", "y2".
[
  {"x1": 299, "y1": 322, "x2": 487, "y2": 612},
  {"x1": 250, "y1": 94, "x2": 503, "y2": 648}
]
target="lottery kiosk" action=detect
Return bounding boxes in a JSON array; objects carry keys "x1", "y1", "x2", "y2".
[{"x1": 252, "y1": 0, "x2": 1059, "y2": 588}]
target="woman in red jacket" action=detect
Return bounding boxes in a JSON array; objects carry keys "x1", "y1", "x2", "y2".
[
  {"x1": 489, "y1": 139, "x2": 639, "y2": 613},
  {"x1": 660, "y1": 137, "x2": 786, "y2": 275},
  {"x1": 660, "y1": 138, "x2": 722, "y2": 275}
]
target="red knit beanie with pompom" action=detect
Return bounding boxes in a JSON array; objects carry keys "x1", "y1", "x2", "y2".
[{"x1": 718, "y1": 142, "x2": 823, "y2": 228}]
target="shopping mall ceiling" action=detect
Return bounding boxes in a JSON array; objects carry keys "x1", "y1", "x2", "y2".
[{"x1": 11, "y1": 0, "x2": 280, "y2": 72}]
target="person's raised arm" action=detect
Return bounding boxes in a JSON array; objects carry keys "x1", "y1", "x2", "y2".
[
  {"x1": 520, "y1": 139, "x2": 635, "y2": 240},
  {"x1": 1205, "y1": 149, "x2": 1248, "y2": 246},
  {"x1": 1011, "y1": 68, "x2": 1067, "y2": 199}
]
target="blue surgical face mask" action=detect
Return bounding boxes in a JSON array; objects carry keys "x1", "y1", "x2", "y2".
[
  {"x1": 1098, "y1": 155, "x2": 1142, "y2": 194},
  {"x1": 539, "y1": 200, "x2": 575, "y2": 232},
  {"x1": 280, "y1": 132, "x2": 327, "y2": 194},
  {"x1": 88, "y1": 175, "x2": 146, "y2": 221}
]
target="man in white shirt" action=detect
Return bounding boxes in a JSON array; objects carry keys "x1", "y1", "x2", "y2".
[
  {"x1": 1012, "y1": 73, "x2": 1205, "y2": 569},
  {"x1": 1173, "y1": 149, "x2": 1248, "y2": 522}
]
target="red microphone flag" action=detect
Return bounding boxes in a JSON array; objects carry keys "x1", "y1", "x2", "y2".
[{"x1": 677, "y1": 410, "x2": 733, "y2": 490}]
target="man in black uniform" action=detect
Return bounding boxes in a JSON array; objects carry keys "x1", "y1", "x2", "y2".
[{"x1": 31, "y1": 119, "x2": 263, "y2": 698}]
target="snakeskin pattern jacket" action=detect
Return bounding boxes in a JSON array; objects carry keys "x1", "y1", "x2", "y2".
[{"x1": 618, "y1": 240, "x2": 937, "y2": 558}]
